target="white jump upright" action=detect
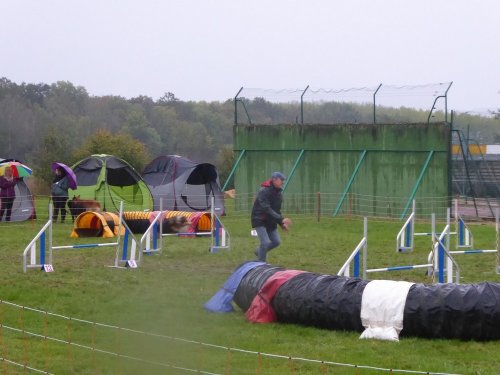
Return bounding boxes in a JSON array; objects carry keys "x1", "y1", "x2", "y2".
[
  {"x1": 337, "y1": 217, "x2": 367, "y2": 278},
  {"x1": 23, "y1": 202, "x2": 142, "y2": 272},
  {"x1": 140, "y1": 198, "x2": 165, "y2": 257},
  {"x1": 23, "y1": 220, "x2": 53, "y2": 273},
  {"x1": 396, "y1": 200, "x2": 415, "y2": 253},
  {"x1": 430, "y1": 209, "x2": 460, "y2": 283},
  {"x1": 209, "y1": 199, "x2": 230, "y2": 253},
  {"x1": 455, "y1": 199, "x2": 473, "y2": 249}
]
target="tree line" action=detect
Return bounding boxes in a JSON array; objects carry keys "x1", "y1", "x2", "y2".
[{"x1": 0, "y1": 77, "x2": 498, "y2": 193}]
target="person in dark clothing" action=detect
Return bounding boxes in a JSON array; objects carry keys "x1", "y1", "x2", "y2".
[
  {"x1": 0, "y1": 166, "x2": 19, "y2": 222},
  {"x1": 51, "y1": 167, "x2": 69, "y2": 223},
  {"x1": 251, "y1": 171, "x2": 292, "y2": 262}
]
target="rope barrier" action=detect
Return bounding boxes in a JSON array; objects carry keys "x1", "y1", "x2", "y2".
[
  {"x1": 0, "y1": 323, "x2": 221, "y2": 375},
  {"x1": 0, "y1": 356, "x2": 53, "y2": 374},
  {"x1": 0, "y1": 300, "x2": 463, "y2": 375}
]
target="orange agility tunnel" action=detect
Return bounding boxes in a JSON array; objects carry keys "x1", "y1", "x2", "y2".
[{"x1": 70, "y1": 211, "x2": 124, "y2": 238}]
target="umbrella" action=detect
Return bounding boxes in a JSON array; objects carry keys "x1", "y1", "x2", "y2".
[
  {"x1": 0, "y1": 161, "x2": 33, "y2": 178},
  {"x1": 51, "y1": 162, "x2": 78, "y2": 190}
]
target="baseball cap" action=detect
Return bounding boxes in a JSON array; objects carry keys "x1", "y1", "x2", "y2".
[{"x1": 271, "y1": 171, "x2": 286, "y2": 181}]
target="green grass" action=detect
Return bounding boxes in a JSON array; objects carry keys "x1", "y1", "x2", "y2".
[{"x1": 0, "y1": 199, "x2": 499, "y2": 374}]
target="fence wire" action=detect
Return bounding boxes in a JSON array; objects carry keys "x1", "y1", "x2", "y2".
[{"x1": 0, "y1": 300, "x2": 463, "y2": 375}]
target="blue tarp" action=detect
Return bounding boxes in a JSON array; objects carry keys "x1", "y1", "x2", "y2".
[{"x1": 204, "y1": 261, "x2": 266, "y2": 313}]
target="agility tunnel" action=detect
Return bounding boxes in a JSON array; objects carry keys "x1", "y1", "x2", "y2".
[
  {"x1": 122, "y1": 211, "x2": 212, "y2": 234},
  {"x1": 205, "y1": 262, "x2": 500, "y2": 341},
  {"x1": 70, "y1": 211, "x2": 124, "y2": 238}
]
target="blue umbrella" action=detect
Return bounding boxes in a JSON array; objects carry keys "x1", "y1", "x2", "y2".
[{"x1": 51, "y1": 162, "x2": 77, "y2": 190}]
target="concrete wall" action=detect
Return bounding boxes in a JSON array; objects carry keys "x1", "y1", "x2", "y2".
[{"x1": 233, "y1": 123, "x2": 451, "y2": 218}]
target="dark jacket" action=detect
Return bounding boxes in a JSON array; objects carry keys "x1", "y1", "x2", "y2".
[
  {"x1": 0, "y1": 177, "x2": 18, "y2": 198},
  {"x1": 51, "y1": 175, "x2": 69, "y2": 197},
  {"x1": 251, "y1": 179, "x2": 284, "y2": 230}
]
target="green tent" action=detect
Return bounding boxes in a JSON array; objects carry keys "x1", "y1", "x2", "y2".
[{"x1": 71, "y1": 154, "x2": 153, "y2": 212}]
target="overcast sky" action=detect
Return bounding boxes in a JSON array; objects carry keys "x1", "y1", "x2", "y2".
[{"x1": 1, "y1": 0, "x2": 499, "y2": 113}]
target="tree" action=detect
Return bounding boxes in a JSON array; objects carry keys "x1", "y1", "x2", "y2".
[
  {"x1": 158, "y1": 92, "x2": 179, "y2": 104},
  {"x1": 122, "y1": 107, "x2": 162, "y2": 154},
  {"x1": 72, "y1": 129, "x2": 151, "y2": 172},
  {"x1": 22, "y1": 83, "x2": 50, "y2": 107},
  {"x1": 32, "y1": 126, "x2": 74, "y2": 185},
  {"x1": 216, "y1": 145, "x2": 235, "y2": 190}
]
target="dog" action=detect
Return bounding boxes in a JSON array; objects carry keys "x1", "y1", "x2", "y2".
[
  {"x1": 162, "y1": 215, "x2": 192, "y2": 234},
  {"x1": 67, "y1": 195, "x2": 101, "y2": 222}
]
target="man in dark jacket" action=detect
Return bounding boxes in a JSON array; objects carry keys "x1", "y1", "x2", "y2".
[{"x1": 251, "y1": 171, "x2": 292, "y2": 262}]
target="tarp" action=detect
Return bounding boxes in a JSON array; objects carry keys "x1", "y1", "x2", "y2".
[
  {"x1": 204, "y1": 261, "x2": 266, "y2": 313},
  {"x1": 0, "y1": 158, "x2": 35, "y2": 222},
  {"x1": 71, "y1": 154, "x2": 153, "y2": 212},
  {"x1": 142, "y1": 155, "x2": 225, "y2": 214},
  {"x1": 245, "y1": 270, "x2": 305, "y2": 323},
  {"x1": 360, "y1": 280, "x2": 414, "y2": 341}
]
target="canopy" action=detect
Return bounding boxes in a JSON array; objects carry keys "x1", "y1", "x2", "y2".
[
  {"x1": 70, "y1": 154, "x2": 153, "y2": 212},
  {"x1": 142, "y1": 155, "x2": 225, "y2": 214}
]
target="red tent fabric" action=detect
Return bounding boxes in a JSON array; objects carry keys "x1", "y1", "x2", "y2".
[{"x1": 246, "y1": 270, "x2": 305, "y2": 323}]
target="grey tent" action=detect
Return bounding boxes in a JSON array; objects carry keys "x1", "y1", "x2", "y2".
[
  {"x1": 0, "y1": 158, "x2": 35, "y2": 222},
  {"x1": 142, "y1": 155, "x2": 225, "y2": 214}
]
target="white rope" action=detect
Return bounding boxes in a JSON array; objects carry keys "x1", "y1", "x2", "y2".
[
  {"x1": 0, "y1": 323, "x2": 220, "y2": 375},
  {"x1": 0, "y1": 356, "x2": 53, "y2": 374},
  {"x1": 0, "y1": 300, "x2": 461, "y2": 375}
]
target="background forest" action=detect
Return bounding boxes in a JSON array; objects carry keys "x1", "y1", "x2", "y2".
[{"x1": 0, "y1": 77, "x2": 498, "y2": 194}]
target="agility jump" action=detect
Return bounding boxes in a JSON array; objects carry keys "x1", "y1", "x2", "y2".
[
  {"x1": 339, "y1": 211, "x2": 460, "y2": 284},
  {"x1": 22, "y1": 202, "x2": 141, "y2": 272},
  {"x1": 136, "y1": 197, "x2": 230, "y2": 257}
]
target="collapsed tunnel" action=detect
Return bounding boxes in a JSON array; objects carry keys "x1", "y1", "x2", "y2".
[{"x1": 206, "y1": 262, "x2": 500, "y2": 341}]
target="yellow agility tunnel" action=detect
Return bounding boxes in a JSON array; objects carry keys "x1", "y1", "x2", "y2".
[
  {"x1": 123, "y1": 210, "x2": 212, "y2": 234},
  {"x1": 70, "y1": 211, "x2": 124, "y2": 238}
]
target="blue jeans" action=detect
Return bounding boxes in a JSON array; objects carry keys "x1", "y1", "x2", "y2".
[{"x1": 255, "y1": 226, "x2": 281, "y2": 262}]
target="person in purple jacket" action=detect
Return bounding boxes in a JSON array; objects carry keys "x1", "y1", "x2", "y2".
[{"x1": 0, "y1": 166, "x2": 19, "y2": 222}]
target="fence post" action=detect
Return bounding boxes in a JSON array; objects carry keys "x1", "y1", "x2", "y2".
[{"x1": 316, "y1": 192, "x2": 321, "y2": 222}]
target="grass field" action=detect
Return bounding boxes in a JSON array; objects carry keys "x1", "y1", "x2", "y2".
[{"x1": 0, "y1": 198, "x2": 499, "y2": 374}]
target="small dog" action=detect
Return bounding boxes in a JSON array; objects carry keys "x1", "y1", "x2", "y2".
[
  {"x1": 163, "y1": 215, "x2": 192, "y2": 233},
  {"x1": 67, "y1": 195, "x2": 101, "y2": 222}
]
